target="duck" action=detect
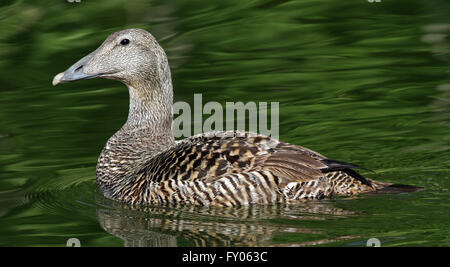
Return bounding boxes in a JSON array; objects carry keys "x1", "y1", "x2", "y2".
[{"x1": 52, "y1": 28, "x2": 417, "y2": 207}]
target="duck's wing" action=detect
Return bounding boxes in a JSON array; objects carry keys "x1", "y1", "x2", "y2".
[{"x1": 136, "y1": 131, "x2": 370, "y2": 187}]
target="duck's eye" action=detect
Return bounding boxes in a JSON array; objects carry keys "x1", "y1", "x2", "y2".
[{"x1": 120, "y1": 39, "x2": 130, "y2": 46}]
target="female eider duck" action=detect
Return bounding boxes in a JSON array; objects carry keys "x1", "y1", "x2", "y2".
[{"x1": 53, "y1": 29, "x2": 416, "y2": 207}]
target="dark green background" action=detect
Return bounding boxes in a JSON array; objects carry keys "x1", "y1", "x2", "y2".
[{"x1": 0, "y1": 0, "x2": 449, "y2": 246}]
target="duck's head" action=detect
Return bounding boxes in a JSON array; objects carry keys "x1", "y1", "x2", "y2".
[{"x1": 52, "y1": 28, "x2": 169, "y2": 89}]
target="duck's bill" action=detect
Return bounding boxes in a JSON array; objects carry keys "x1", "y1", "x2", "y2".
[
  {"x1": 52, "y1": 52, "x2": 102, "y2": 86},
  {"x1": 52, "y1": 71, "x2": 102, "y2": 86}
]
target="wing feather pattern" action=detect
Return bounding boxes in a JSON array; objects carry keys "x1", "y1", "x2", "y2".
[{"x1": 116, "y1": 131, "x2": 377, "y2": 205}]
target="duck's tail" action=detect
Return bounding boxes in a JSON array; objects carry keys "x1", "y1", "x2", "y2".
[
  {"x1": 320, "y1": 159, "x2": 422, "y2": 195},
  {"x1": 368, "y1": 179, "x2": 423, "y2": 194}
]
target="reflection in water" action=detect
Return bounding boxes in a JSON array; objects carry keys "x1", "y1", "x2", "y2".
[{"x1": 95, "y1": 194, "x2": 355, "y2": 247}]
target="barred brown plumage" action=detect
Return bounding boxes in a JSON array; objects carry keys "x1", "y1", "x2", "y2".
[
  {"x1": 53, "y1": 28, "x2": 419, "y2": 207},
  {"x1": 95, "y1": 130, "x2": 392, "y2": 206}
]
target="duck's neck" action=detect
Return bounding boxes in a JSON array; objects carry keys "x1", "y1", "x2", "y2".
[
  {"x1": 96, "y1": 77, "x2": 176, "y2": 197},
  {"x1": 114, "y1": 75, "x2": 176, "y2": 152},
  {"x1": 122, "y1": 83, "x2": 174, "y2": 140}
]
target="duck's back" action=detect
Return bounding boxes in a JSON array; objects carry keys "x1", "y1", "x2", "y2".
[{"x1": 99, "y1": 131, "x2": 385, "y2": 206}]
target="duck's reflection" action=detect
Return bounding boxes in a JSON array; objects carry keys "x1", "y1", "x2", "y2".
[{"x1": 95, "y1": 194, "x2": 356, "y2": 247}]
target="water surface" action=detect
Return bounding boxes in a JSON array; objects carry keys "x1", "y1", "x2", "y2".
[{"x1": 0, "y1": 0, "x2": 449, "y2": 246}]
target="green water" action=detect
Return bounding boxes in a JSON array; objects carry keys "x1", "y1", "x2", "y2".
[{"x1": 0, "y1": 0, "x2": 449, "y2": 247}]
